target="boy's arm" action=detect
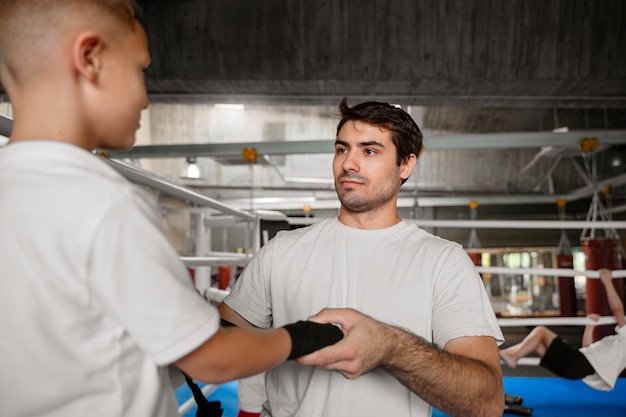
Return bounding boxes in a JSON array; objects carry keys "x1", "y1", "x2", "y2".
[
  {"x1": 175, "y1": 326, "x2": 290, "y2": 384},
  {"x1": 176, "y1": 304, "x2": 343, "y2": 384},
  {"x1": 218, "y1": 302, "x2": 256, "y2": 328}
]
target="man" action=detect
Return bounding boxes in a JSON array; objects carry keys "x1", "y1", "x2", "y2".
[
  {"x1": 0, "y1": 2, "x2": 340, "y2": 416},
  {"x1": 219, "y1": 99, "x2": 505, "y2": 417}
]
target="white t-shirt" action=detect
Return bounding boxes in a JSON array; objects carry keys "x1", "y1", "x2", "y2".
[
  {"x1": 581, "y1": 324, "x2": 626, "y2": 391},
  {"x1": 0, "y1": 141, "x2": 220, "y2": 417},
  {"x1": 224, "y1": 217, "x2": 503, "y2": 417},
  {"x1": 238, "y1": 373, "x2": 266, "y2": 413}
]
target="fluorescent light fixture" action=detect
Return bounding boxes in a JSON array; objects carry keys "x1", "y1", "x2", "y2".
[
  {"x1": 182, "y1": 157, "x2": 201, "y2": 179},
  {"x1": 214, "y1": 103, "x2": 245, "y2": 110}
]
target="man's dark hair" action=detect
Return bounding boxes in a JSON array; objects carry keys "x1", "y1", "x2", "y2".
[{"x1": 336, "y1": 98, "x2": 423, "y2": 168}]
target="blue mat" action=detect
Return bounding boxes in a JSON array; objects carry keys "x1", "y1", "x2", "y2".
[
  {"x1": 435, "y1": 377, "x2": 626, "y2": 417},
  {"x1": 177, "y1": 377, "x2": 626, "y2": 417}
]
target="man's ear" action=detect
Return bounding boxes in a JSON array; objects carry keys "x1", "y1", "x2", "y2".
[
  {"x1": 73, "y1": 31, "x2": 103, "y2": 82},
  {"x1": 400, "y1": 153, "x2": 417, "y2": 181}
]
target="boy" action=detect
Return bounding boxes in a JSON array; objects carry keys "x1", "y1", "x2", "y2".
[{"x1": 0, "y1": 2, "x2": 340, "y2": 416}]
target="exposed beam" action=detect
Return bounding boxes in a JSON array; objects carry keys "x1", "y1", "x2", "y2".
[
  {"x1": 102, "y1": 129, "x2": 626, "y2": 159},
  {"x1": 102, "y1": 157, "x2": 256, "y2": 221}
]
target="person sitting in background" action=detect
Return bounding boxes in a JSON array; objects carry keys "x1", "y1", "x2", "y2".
[{"x1": 500, "y1": 268, "x2": 626, "y2": 391}]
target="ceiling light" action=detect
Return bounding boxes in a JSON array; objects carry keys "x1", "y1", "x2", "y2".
[
  {"x1": 611, "y1": 155, "x2": 623, "y2": 168},
  {"x1": 182, "y1": 157, "x2": 201, "y2": 179},
  {"x1": 214, "y1": 103, "x2": 245, "y2": 110}
]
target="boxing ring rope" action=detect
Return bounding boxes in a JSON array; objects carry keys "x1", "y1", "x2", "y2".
[
  {"x1": 287, "y1": 217, "x2": 626, "y2": 230},
  {"x1": 498, "y1": 316, "x2": 617, "y2": 327},
  {"x1": 405, "y1": 219, "x2": 626, "y2": 230},
  {"x1": 475, "y1": 266, "x2": 626, "y2": 279},
  {"x1": 178, "y1": 384, "x2": 220, "y2": 416}
]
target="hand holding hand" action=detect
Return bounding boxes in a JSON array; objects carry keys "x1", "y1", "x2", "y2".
[{"x1": 295, "y1": 308, "x2": 393, "y2": 379}]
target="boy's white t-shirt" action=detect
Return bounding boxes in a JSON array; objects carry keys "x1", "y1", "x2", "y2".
[{"x1": 0, "y1": 141, "x2": 220, "y2": 417}]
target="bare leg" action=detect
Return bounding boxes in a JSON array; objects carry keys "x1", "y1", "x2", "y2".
[{"x1": 500, "y1": 326, "x2": 558, "y2": 368}]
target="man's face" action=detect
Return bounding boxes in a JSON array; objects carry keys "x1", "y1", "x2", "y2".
[
  {"x1": 333, "y1": 120, "x2": 404, "y2": 213},
  {"x1": 92, "y1": 21, "x2": 150, "y2": 150}
]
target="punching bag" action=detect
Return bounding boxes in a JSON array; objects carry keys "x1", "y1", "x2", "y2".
[
  {"x1": 466, "y1": 200, "x2": 482, "y2": 268},
  {"x1": 556, "y1": 253, "x2": 577, "y2": 317},
  {"x1": 555, "y1": 200, "x2": 577, "y2": 317}
]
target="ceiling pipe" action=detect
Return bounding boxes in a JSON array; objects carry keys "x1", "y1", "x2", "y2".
[{"x1": 101, "y1": 130, "x2": 626, "y2": 159}]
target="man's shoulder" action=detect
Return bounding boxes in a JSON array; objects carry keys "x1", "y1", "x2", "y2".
[
  {"x1": 402, "y1": 221, "x2": 462, "y2": 248},
  {"x1": 276, "y1": 217, "x2": 334, "y2": 236},
  {"x1": 268, "y1": 218, "x2": 334, "y2": 247}
]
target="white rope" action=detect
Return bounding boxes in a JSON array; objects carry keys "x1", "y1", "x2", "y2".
[
  {"x1": 498, "y1": 316, "x2": 617, "y2": 327},
  {"x1": 203, "y1": 287, "x2": 229, "y2": 304},
  {"x1": 177, "y1": 383, "x2": 219, "y2": 416},
  {"x1": 404, "y1": 219, "x2": 626, "y2": 230},
  {"x1": 181, "y1": 255, "x2": 250, "y2": 267},
  {"x1": 287, "y1": 217, "x2": 626, "y2": 228},
  {"x1": 475, "y1": 266, "x2": 626, "y2": 279}
]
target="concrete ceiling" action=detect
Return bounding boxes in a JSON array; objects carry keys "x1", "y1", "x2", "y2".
[
  {"x1": 133, "y1": 0, "x2": 626, "y2": 220},
  {"x1": 139, "y1": 0, "x2": 626, "y2": 109}
]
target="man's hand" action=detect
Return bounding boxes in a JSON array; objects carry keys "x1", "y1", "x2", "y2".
[
  {"x1": 297, "y1": 307, "x2": 504, "y2": 417},
  {"x1": 295, "y1": 308, "x2": 393, "y2": 378}
]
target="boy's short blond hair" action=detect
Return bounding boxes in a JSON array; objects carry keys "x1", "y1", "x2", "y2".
[{"x1": 0, "y1": 0, "x2": 140, "y2": 85}]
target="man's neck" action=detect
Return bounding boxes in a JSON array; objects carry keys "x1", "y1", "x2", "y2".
[{"x1": 338, "y1": 207, "x2": 402, "y2": 230}]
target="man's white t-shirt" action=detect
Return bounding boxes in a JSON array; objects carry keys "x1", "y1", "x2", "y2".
[
  {"x1": 225, "y1": 217, "x2": 503, "y2": 417},
  {"x1": 0, "y1": 141, "x2": 220, "y2": 417}
]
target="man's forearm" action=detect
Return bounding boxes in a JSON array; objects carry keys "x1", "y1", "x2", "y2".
[{"x1": 382, "y1": 326, "x2": 504, "y2": 417}]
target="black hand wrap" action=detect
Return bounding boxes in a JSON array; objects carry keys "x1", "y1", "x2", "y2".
[{"x1": 282, "y1": 321, "x2": 343, "y2": 360}]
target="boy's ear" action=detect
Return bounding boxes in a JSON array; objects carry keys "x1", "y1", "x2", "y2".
[{"x1": 73, "y1": 31, "x2": 103, "y2": 82}]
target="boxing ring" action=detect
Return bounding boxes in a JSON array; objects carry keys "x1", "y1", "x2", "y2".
[{"x1": 101, "y1": 158, "x2": 626, "y2": 416}]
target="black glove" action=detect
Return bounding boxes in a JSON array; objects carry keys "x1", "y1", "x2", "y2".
[
  {"x1": 505, "y1": 393, "x2": 524, "y2": 406},
  {"x1": 282, "y1": 320, "x2": 344, "y2": 360},
  {"x1": 504, "y1": 403, "x2": 533, "y2": 416}
]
